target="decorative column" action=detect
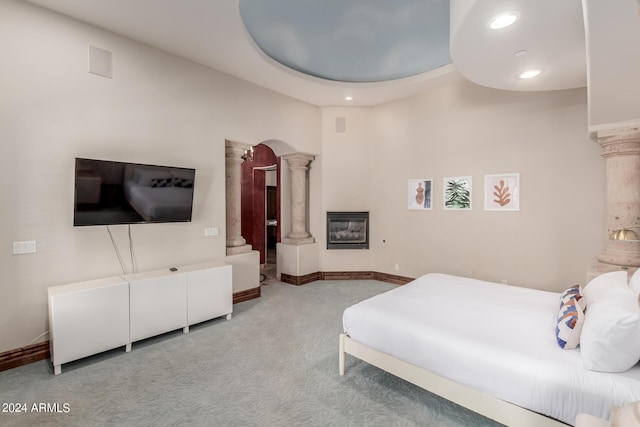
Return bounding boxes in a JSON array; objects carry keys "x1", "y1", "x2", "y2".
[
  {"x1": 595, "y1": 127, "x2": 640, "y2": 268},
  {"x1": 225, "y1": 140, "x2": 252, "y2": 255},
  {"x1": 282, "y1": 153, "x2": 315, "y2": 245}
]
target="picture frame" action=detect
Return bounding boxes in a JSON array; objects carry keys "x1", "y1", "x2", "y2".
[
  {"x1": 443, "y1": 176, "x2": 472, "y2": 210},
  {"x1": 408, "y1": 179, "x2": 432, "y2": 210},
  {"x1": 484, "y1": 173, "x2": 520, "y2": 211}
]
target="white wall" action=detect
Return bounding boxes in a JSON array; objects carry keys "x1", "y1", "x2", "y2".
[
  {"x1": 0, "y1": 1, "x2": 319, "y2": 353},
  {"x1": 319, "y1": 107, "x2": 375, "y2": 271},
  {"x1": 583, "y1": 0, "x2": 640, "y2": 131},
  {"x1": 367, "y1": 75, "x2": 604, "y2": 291},
  {"x1": 0, "y1": 0, "x2": 609, "y2": 355}
]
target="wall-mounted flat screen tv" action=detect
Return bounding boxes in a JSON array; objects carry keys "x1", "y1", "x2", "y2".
[{"x1": 74, "y1": 158, "x2": 196, "y2": 226}]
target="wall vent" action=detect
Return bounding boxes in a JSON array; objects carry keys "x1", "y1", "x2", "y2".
[{"x1": 88, "y1": 45, "x2": 113, "y2": 79}]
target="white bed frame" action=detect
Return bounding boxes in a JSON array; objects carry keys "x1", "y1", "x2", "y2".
[{"x1": 339, "y1": 333, "x2": 569, "y2": 427}]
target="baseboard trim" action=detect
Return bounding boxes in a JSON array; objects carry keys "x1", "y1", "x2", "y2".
[
  {"x1": 281, "y1": 272, "x2": 322, "y2": 286},
  {"x1": 0, "y1": 341, "x2": 50, "y2": 373},
  {"x1": 321, "y1": 271, "x2": 376, "y2": 281},
  {"x1": 372, "y1": 271, "x2": 414, "y2": 285},
  {"x1": 233, "y1": 286, "x2": 261, "y2": 304},
  {"x1": 282, "y1": 271, "x2": 414, "y2": 286}
]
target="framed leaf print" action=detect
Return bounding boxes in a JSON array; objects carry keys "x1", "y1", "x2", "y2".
[
  {"x1": 443, "y1": 176, "x2": 472, "y2": 210},
  {"x1": 484, "y1": 173, "x2": 520, "y2": 211}
]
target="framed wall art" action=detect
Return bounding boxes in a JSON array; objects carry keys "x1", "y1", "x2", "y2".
[
  {"x1": 443, "y1": 176, "x2": 472, "y2": 210},
  {"x1": 408, "y1": 179, "x2": 432, "y2": 210},
  {"x1": 484, "y1": 173, "x2": 520, "y2": 211}
]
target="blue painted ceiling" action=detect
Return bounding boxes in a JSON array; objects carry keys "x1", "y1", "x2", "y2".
[{"x1": 239, "y1": 0, "x2": 451, "y2": 83}]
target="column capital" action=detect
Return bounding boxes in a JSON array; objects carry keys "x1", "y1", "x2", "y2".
[
  {"x1": 597, "y1": 127, "x2": 640, "y2": 158},
  {"x1": 282, "y1": 152, "x2": 315, "y2": 168},
  {"x1": 225, "y1": 140, "x2": 253, "y2": 160}
]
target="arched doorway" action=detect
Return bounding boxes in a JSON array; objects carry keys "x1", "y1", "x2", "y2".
[{"x1": 240, "y1": 144, "x2": 280, "y2": 280}]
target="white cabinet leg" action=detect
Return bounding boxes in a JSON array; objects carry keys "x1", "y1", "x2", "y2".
[
  {"x1": 54, "y1": 364, "x2": 61, "y2": 375},
  {"x1": 183, "y1": 326, "x2": 189, "y2": 333},
  {"x1": 126, "y1": 343, "x2": 132, "y2": 353},
  {"x1": 226, "y1": 313, "x2": 232, "y2": 320}
]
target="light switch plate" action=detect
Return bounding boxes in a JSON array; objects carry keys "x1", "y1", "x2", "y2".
[
  {"x1": 204, "y1": 227, "x2": 219, "y2": 237},
  {"x1": 13, "y1": 240, "x2": 36, "y2": 254}
]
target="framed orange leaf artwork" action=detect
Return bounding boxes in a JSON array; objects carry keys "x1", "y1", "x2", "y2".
[{"x1": 484, "y1": 173, "x2": 520, "y2": 211}]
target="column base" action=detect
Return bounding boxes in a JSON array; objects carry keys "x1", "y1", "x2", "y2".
[
  {"x1": 226, "y1": 244, "x2": 252, "y2": 256},
  {"x1": 277, "y1": 242, "x2": 319, "y2": 281},
  {"x1": 282, "y1": 237, "x2": 315, "y2": 245},
  {"x1": 597, "y1": 240, "x2": 640, "y2": 268},
  {"x1": 226, "y1": 237, "x2": 247, "y2": 247},
  {"x1": 587, "y1": 261, "x2": 634, "y2": 283},
  {"x1": 225, "y1": 250, "x2": 260, "y2": 294}
]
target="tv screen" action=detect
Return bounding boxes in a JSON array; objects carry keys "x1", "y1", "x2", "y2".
[{"x1": 74, "y1": 158, "x2": 195, "y2": 226}]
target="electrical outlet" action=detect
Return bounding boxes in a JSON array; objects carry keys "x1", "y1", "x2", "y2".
[
  {"x1": 394, "y1": 263, "x2": 400, "y2": 271},
  {"x1": 501, "y1": 279, "x2": 508, "y2": 285},
  {"x1": 13, "y1": 240, "x2": 36, "y2": 254}
]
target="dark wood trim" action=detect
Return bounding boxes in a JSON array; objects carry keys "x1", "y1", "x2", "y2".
[
  {"x1": 320, "y1": 271, "x2": 375, "y2": 281},
  {"x1": 280, "y1": 272, "x2": 322, "y2": 286},
  {"x1": 0, "y1": 341, "x2": 50, "y2": 373},
  {"x1": 233, "y1": 286, "x2": 261, "y2": 304},
  {"x1": 372, "y1": 271, "x2": 414, "y2": 285},
  {"x1": 282, "y1": 271, "x2": 414, "y2": 286}
]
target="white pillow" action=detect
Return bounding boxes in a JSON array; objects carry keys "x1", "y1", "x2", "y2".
[
  {"x1": 629, "y1": 268, "x2": 640, "y2": 295},
  {"x1": 582, "y1": 270, "x2": 629, "y2": 306},
  {"x1": 133, "y1": 168, "x2": 171, "y2": 186},
  {"x1": 580, "y1": 288, "x2": 640, "y2": 372}
]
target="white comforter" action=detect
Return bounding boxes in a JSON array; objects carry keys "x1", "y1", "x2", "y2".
[{"x1": 342, "y1": 273, "x2": 640, "y2": 425}]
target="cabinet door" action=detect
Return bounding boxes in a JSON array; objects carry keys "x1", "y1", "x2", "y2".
[
  {"x1": 187, "y1": 265, "x2": 232, "y2": 326},
  {"x1": 49, "y1": 278, "x2": 129, "y2": 367},
  {"x1": 129, "y1": 273, "x2": 187, "y2": 342}
]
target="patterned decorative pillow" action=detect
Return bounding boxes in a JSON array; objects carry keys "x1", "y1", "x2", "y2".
[
  {"x1": 555, "y1": 298, "x2": 586, "y2": 349},
  {"x1": 150, "y1": 177, "x2": 172, "y2": 188},
  {"x1": 559, "y1": 285, "x2": 582, "y2": 307},
  {"x1": 171, "y1": 177, "x2": 194, "y2": 188}
]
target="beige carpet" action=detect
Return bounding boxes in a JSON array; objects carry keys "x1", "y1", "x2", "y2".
[{"x1": 0, "y1": 280, "x2": 502, "y2": 427}]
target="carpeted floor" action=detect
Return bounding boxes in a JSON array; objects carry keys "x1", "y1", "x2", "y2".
[
  {"x1": 260, "y1": 249, "x2": 277, "y2": 284},
  {"x1": 0, "y1": 280, "x2": 503, "y2": 427}
]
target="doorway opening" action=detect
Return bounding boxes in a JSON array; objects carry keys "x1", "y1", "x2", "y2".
[{"x1": 240, "y1": 144, "x2": 280, "y2": 283}]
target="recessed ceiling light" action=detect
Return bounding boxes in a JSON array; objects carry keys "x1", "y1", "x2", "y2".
[
  {"x1": 345, "y1": 96, "x2": 353, "y2": 101},
  {"x1": 517, "y1": 68, "x2": 544, "y2": 79},
  {"x1": 514, "y1": 50, "x2": 528, "y2": 57},
  {"x1": 489, "y1": 12, "x2": 519, "y2": 30}
]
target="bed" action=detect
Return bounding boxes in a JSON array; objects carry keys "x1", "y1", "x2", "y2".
[
  {"x1": 123, "y1": 166, "x2": 194, "y2": 222},
  {"x1": 339, "y1": 273, "x2": 640, "y2": 427}
]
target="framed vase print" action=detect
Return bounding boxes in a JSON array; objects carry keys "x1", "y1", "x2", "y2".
[
  {"x1": 408, "y1": 179, "x2": 432, "y2": 210},
  {"x1": 484, "y1": 173, "x2": 520, "y2": 211}
]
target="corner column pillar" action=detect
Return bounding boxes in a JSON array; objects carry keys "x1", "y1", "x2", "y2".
[
  {"x1": 281, "y1": 153, "x2": 315, "y2": 244},
  {"x1": 591, "y1": 127, "x2": 640, "y2": 277},
  {"x1": 277, "y1": 152, "x2": 319, "y2": 285},
  {"x1": 225, "y1": 140, "x2": 252, "y2": 255}
]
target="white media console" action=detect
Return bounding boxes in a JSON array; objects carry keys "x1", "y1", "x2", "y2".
[{"x1": 48, "y1": 261, "x2": 232, "y2": 375}]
